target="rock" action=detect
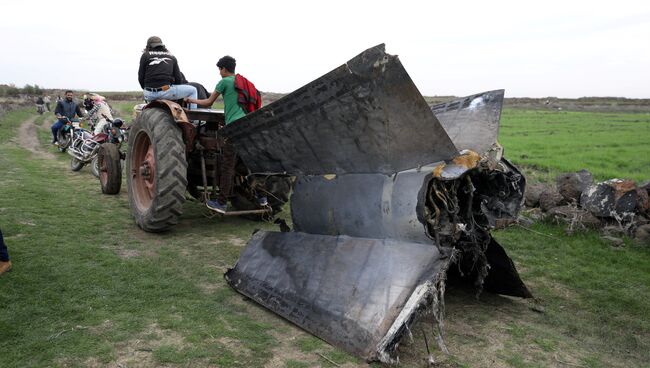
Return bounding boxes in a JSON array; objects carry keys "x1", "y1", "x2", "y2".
[
  {"x1": 556, "y1": 170, "x2": 593, "y2": 203},
  {"x1": 539, "y1": 189, "x2": 564, "y2": 212},
  {"x1": 494, "y1": 218, "x2": 517, "y2": 229},
  {"x1": 524, "y1": 183, "x2": 549, "y2": 208},
  {"x1": 529, "y1": 304, "x2": 545, "y2": 314},
  {"x1": 636, "y1": 188, "x2": 649, "y2": 213},
  {"x1": 517, "y1": 215, "x2": 535, "y2": 226},
  {"x1": 634, "y1": 224, "x2": 650, "y2": 245},
  {"x1": 602, "y1": 235, "x2": 624, "y2": 247},
  {"x1": 640, "y1": 181, "x2": 650, "y2": 194},
  {"x1": 602, "y1": 224, "x2": 628, "y2": 238},
  {"x1": 636, "y1": 215, "x2": 650, "y2": 226},
  {"x1": 547, "y1": 205, "x2": 601, "y2": 228},
  {"x1": 580, "y1": 179, "x2": 639, "y2": 218},
  {"x1": 521, "y1": 207, "x2": 544, "y2": 221}
]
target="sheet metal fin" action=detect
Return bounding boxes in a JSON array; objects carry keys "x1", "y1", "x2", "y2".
[
  {"x1": 431, "y1": 90, "x2": 505, "y2": 154},
  {"x1": 221, "y1": 44, "x2": 458, "y2": 175},
  {"x1": 225, "y1": 230, "x2": 453, "y2": 362}
]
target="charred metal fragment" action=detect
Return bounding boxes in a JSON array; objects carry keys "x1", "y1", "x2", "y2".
[
  {"x1": 221, "y1": 44, "x2": 531, "y2": 363},
  {"x1": 221, "y1": 44, "x2": 458, "y2": 175},
  {"x1": 225, "y1": 231, "x2": 454, "y2": 363},
  {"x1": 431, "y1": 90, "x2": 505, "y2": 155}
]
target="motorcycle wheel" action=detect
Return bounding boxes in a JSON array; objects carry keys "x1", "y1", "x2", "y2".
[
  {"x1": 91, "y1": 157, "x2": 100, "y2": 178},
  {"x1": 127, "y1": 107, "x2": 187, "y2": 232},
  {"x1": 70, "y1": 157, "x2": 84, "y2": 171},
  {"x1": 98, "y1": 144, "x2": 121, "y2": 195},
  {"x1": 57, "y1": 126, "x2": 71, "y2": 152}
]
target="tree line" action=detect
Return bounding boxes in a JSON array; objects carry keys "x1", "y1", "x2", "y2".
[{"x1": 0, "y1": 84, "x2": 44, "y2": 97}]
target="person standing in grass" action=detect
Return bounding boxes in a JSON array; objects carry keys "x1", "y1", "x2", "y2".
[
  {"x1": 0, "y1": 228, "x2": 11, "y2": 276},
  {"x1": 185, "y1": 55, "x2": 263, "y2": 214}
]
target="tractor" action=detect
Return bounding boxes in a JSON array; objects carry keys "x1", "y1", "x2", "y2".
[{"x1": 126, "y1": 100, "x2": 291, "y2": 232}]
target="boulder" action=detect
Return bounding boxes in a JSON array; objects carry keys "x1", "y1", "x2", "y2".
[
  {"x1": 636, "y1": 188, "x2": 649, "y2": 213},
  {"x1": 547, "y1": 205, "x2": 601, "y2": 228},
  {"x1": 556, "y1": 170, "x2": 593, "y2": 203},
  {"x1": 539, "y1": 189, "x2": 564, "y2": 212},
  {"x1": 520, "y1": 207, "x2": 544, "y2": 221},
  {"x1": 634, "y1": 224, "x2": 650, "y2": 245},
  {"x1": 640, "y1": 181, "x2": 650, "y2": 194},
  {"x1": 524, "y1": 183, "x2": 549, "y2": 208},
  {"x1": 601, "y1": 235, "x2": 625, "y2": 247},
  {"x1": 580, "y1": 179, "x2": 639, "y2": 218}
]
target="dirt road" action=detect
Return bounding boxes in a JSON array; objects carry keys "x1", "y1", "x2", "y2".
[{"x1": 16, "y1": 116, "x2": 55, "y2": 160}]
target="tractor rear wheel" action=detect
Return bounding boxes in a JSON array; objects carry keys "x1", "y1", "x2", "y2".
[
  {"x1": 99, "y1": 143, "x2": 122, "y2": 195},
  {"x1": 127, "y1": 107, "x2": 188, "y2": 232}
]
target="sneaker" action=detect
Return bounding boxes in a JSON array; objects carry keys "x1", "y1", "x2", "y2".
[
  {"x1": 0, "y1": 260, "x2": 12, "y2": 276},
  {"x1": 206, "y1": 199, "x2": 227, "y2": 214},
  {"x1": 52, "y1": 141, "x2": 59, "y2": 146},
  {"x1": 257, "y1": 195, "x2": 268, "y2": 207}
]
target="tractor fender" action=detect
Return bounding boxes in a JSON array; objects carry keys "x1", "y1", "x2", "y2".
[{"x1": 143, "y1": 100, "x2": 196, "y2": 153}]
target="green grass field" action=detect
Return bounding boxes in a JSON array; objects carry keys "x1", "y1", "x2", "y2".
[
  {"x1": 499, "y1": 109, "x2": 650, "y2": 183},
  {"x1": 0, "y1": 105, "x2": 648, "y2": 367}
]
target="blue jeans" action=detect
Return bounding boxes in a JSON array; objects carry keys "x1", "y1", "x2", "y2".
[
  {"x1": 51, "y1": 119, "x2": 67, "y2": 142},
  {"x1": 0, "y1": 228, "x2": 9, "y2": 262},
  {"x1": 143, "y1": 84, "x2": 198, "y2": 109}
]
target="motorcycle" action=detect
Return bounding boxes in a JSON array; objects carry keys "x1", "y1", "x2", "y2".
[
  {"x1": 56, "y1": 117, "x2": 80, "y2": 153},
  {"x1": 65, "y1": 115, "x2": 123, "y2": 177},
  {"x1": 96, "y1": 114, "x2": 129, "y2": 194},
  {"x1": 36, "y1": 104, "x2": 45, "y2": 115}
]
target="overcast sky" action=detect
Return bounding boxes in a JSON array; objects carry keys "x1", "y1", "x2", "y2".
[{"x1": 2, "y1": 0, "x2": 649, "y2": 98}]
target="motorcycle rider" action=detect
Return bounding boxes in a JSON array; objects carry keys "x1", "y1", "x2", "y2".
[
  {"x1": 138, "y1": 36, "x2": 197, "y2": 109},
  {"x1": 84, "y1": 94, "x2": 113, "y2": 134},
  {"x1": 36, "y1": 96, "x2": 45, "y2": 114},
  {"x1": 51, "y1": 90, "x2": 85, "y2": 146}
]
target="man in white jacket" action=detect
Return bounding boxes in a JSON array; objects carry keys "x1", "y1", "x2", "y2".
[{"x1": 84, "y1": 94, "x2": 113, "y2": 134}]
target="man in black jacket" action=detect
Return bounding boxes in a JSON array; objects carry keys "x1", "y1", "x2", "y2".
[
  {"x1": 138, "y1": 36, "x2": 197, "y2": 109},
  {"x1": 51, "y1": 90, "x2": 85, "y2": 145}
]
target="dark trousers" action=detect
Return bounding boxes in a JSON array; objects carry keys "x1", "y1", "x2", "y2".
[
  {"x1": 0, "y1": 228, "x2": 9, "y2": 262},
  {"x1": 218, "y1": 142, "x2": 237, "y2": 203}
]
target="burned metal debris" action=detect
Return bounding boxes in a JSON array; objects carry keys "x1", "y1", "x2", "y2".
[{"x1": 222, "y1": 44, "x2": 531, "y2": 363}]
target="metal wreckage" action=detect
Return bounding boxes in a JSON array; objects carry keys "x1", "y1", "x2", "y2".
[{"x1": 220, "y1": 44, "x2": 532, "y2": 363}]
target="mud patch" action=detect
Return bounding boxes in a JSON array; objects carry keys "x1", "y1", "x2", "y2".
[
  {"x1": 198, "y1": 281, "x2": 223, "y2": 294},
  {"x1": 230, "y1": 296, "x2": 363, "y2": 367},
  {"x1": 264, "y1": 328, "x2": 319, "y2": 368},
  {"x1": 115, "y1": 249, "x2": 141, "y2": 259},
  {"x1": 112, "y1": 323, "x2": 186, "y2": 368},
  {"x1": 16, "y1": 116, "x2": 56, "y2": 159},
  {"x1": 217, "y1": 336, "x2": 252, "y2": 357},
  {"x1": 227, "y1": 237, "x2": 246, "y2": 247},
  {"x1": 88, "y1": 319, "x2": 114, "y2": 335}
]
